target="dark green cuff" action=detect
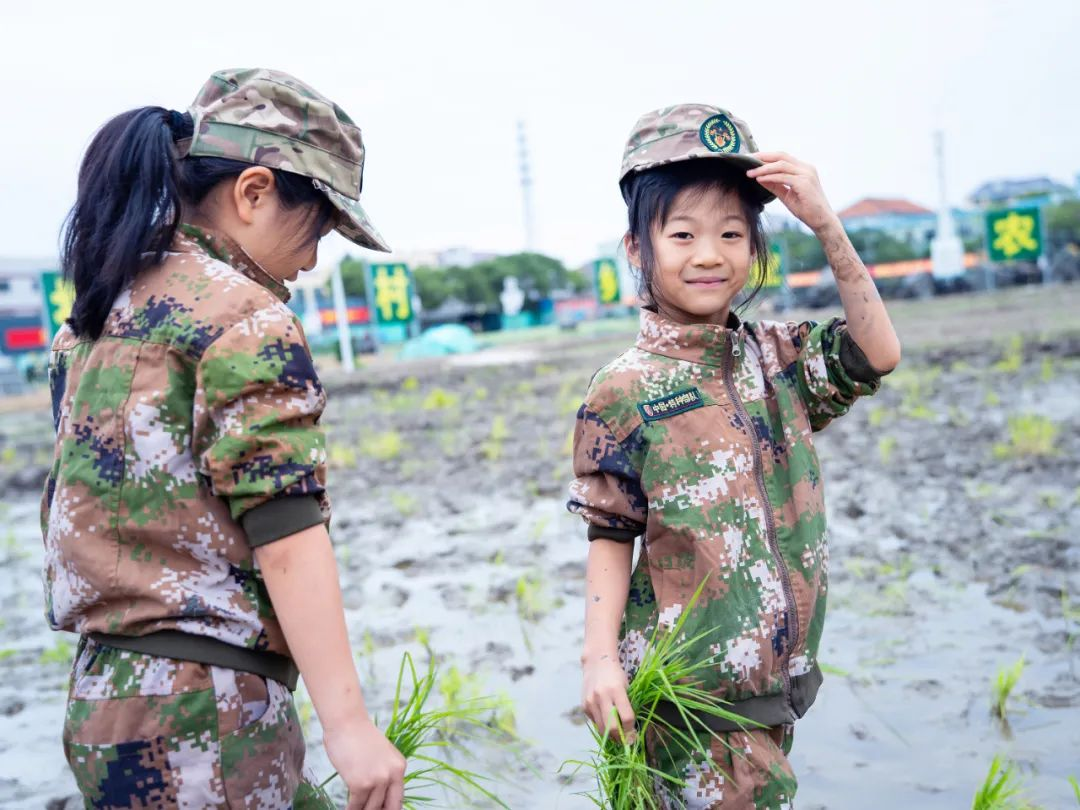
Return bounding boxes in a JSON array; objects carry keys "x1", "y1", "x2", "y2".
[
  {"x1": 241, "y1": 494, "x2": 325, "y2": 547},
  {"x1": 839, "y1": 332, "x2": 883, "y2": 384},
  {"x1": 587, "y1": 524, "x2": 641, "y2": 543}
]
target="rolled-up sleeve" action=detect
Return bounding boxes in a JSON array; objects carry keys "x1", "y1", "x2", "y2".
[
  {"x1": 789, "y1": 318, "x2": 882, "y2": 432},
  {"x1": 567, "y1": 403, "x2": 647, "y2": 542},
  {"x1": 194, "y1": 305, "x2": 330, "y2": 546}
]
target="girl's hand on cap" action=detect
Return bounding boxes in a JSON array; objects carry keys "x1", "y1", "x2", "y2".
[{"x1": 747, "y1": 152, "x2": 841, "y2": 234}]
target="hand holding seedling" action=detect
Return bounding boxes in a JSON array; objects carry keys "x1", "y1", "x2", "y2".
[
  {"x1": 323, "y1": 719, "x2": 406, "y2": 810},
  {"x1": 581, "y1": 653, "x2": 636, "y2": 743}
]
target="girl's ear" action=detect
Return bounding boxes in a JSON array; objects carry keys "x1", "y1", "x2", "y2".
[
  {"x1": 623, "y1": 232, "x2": 641, "y2": 269},
  {"x1": 232, "y1": 167, "x2": 276, "y2": 225}
]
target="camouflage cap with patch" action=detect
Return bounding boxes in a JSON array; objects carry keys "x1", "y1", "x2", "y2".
[
  {"x1": 181, "y1": 67, "x2": 390, "y2": 252},
  {"x1": 619, "y1": 103, "x2": 774, "y2": 203}
]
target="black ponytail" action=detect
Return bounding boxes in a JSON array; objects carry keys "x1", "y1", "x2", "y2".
[
  {"x1": 61, "y1": 109, "x2": 336, "y2": 339},
  {"x1": 61, "y1": 107, "x2": 181, "y2": 339}
]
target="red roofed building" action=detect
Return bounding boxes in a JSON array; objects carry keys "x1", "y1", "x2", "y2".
[
  {"x1": 838, "y1": 198, "x2": 934, "y2": 220},
  {"x1": 837, "y1": 197, "x2": 982, "y2": 249}
]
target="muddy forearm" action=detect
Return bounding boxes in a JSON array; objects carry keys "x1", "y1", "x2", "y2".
[
  {"x1": 816, "y1": 218, "x2": 902, "y2": 373},
  {"x1": 255, "y1": 524, "x2": 370, "y2": 735},
  {"x1": 582, "y1": 538, "x2": 634, "y2": 665}
]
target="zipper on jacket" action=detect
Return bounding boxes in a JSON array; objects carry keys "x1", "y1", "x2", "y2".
[{"x1": 723, "y1": 334, "x2": 800, "y2": 714}]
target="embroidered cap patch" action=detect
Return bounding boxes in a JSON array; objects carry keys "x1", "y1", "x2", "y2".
[
  {"x1": 699, "y1": 114, "x2": 740, "y2": 154},
  {"x1": 638, "y1": 387, "x2": 705, "y2": 422}
]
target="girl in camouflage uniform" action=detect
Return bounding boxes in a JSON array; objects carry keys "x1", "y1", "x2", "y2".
[
  {"x1": 571, "y1": 105, "x2": 902, "y2": 809},
  {"x1": 45, "y1": 69, "x2": 404, "y2": 810}
]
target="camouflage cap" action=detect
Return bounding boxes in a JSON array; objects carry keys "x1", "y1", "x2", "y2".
[
  {"x1": 619, "y1": 103, "x2": 774, "y2": 203},
  {"x1": 182, "y1": 68, "x2": 390, "y2": 252}
]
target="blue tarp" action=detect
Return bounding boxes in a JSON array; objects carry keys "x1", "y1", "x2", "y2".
[{"x1": 398, "y1": 324, "x2": 480, "y2": 359}]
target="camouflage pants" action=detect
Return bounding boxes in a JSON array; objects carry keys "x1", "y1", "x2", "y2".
[
  {"x1": 649, "y1": 724, "x2": 797, "y2": 810},
  {"x1": 62, "y1": 637, "x2": 333, "y2": 809}
]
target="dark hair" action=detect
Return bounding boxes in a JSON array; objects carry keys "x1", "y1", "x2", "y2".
[
  {"x1": 622, "y1": 160, "x2": 770, "y2": 314},
  {"x1": 60, "y1": 107, "x2": 336, "y2": 338}
]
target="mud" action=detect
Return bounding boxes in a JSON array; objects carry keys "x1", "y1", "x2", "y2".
[{"x1": 1, "y1": 285, "x2": 1078, "y2": 809}]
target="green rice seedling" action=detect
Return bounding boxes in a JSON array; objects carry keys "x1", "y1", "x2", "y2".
[
  {"x1": 562, "y1": 579, "x2": 760, "y2": 810},
  {"x1": 472, "y1": 387, "x2": 488, "y2": 402},
  {"x1": 1040, "y1": 357, "x2": 1055, "y2": 382},
  {"x1": 536, "y1": 363, "x2": 558, "y2": 376},
  {"x1": 39, "y1": 637, "x2": 74, "y2": 666},
  {"x1": 0, "y1": 446, "x2": 15, "y2": 464},
  {"x1": 361, "y1": 430, "x2": 405, "y2": 462},
  {"x1": 391, "y1": 492, "x2": 419, "y2": 518},
  {"x1": 327, "y1": 443, "x2": 358, "y2": 469},
  {"x1": 991, "y1": 655, "x2": 1025, "y2": 720},
  {"x1": 867, "y1": 405, "x2": 890, "y2": 427},
  {"x1": 984, "y1": 389, "x2": 1002, "y2": 407},
  {"x1": 515, "y1": 572, "x2": 550, "y2": 623},
  {"x1": 482, "y1": 415, "x2": 510, "y2": 462},
  {"x1": 0, "y1": 648, "x2": 17, "y2": 662},
  {"x1": 1038, "y1": 491, "x2": 1060, "y2": 509},
  {"x1": 818, "y1": 662, "x2": 851, "y2": 677},
  {"x1": 561, "y1": 428, "x2": 575, "y2": 458},
  {"x1": 1062, "y1": 587, "x2": 1080, "y2": 654},
  {"x1": 296, "y1": 686, "x2": 315, "y2": 735},
  {"x1": 414, "y1": 627, "x2": 432, "y2": 656},
  {"x1": 401, "y1": 376, "x2": 420, "y2": 392},
  {"x1": 360, "y1": 630, "x2": 378, "y2": 683},
  {"x1": 422, "y1": 388, "x2": 460, "y2": 411},
  {"x1": 324, "y1": 653, "x2": 510, "y2": 808},
  {"x1": 993, "y1": 415, "x2": 1059, "y2": 460},
  {"x1": 530, "y1": 516, "x2": 551, "y2": 543},
  {"x1": 1068, "y1": 775, "x2": 1079, "y2": 804},
  {"x1": 967, "y1": 482, "x2": 998, "y2": 500},
  {"x1": 992, "y1": 335, "x2": 1024, "y2": 374},
  {"x1": 878, "y1": 435, "x2": 897, "y2": 464},
  {"x1": 949, "y1": 406, "x2": 971, "y2": 427},
  {"x1": 971, "y1": 755, "x2": 1029, "y2": 810}
]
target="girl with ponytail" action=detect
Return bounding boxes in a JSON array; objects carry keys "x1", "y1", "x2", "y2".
[{"x1": 47, "y1": 69, "x2": 403, "y2": 809}]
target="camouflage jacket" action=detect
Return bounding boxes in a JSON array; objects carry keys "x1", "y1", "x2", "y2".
[
  {"x1": 41, "y1": 224, "x2": 330, "y2": 658},
  {"x1": 569, "y1": 308, "x2": 880, "y2": 717}
]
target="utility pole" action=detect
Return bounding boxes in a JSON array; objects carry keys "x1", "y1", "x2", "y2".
[{"x1": 517, "y1": 120, "x2": 536, "y2": 253}]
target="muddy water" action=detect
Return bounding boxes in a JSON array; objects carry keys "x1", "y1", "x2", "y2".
[{"x1": 1, "y1": 297, "x2": 1078, "y2": 808}]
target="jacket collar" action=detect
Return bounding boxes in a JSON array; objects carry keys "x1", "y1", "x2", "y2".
[
  {"x1": 635, "y1": 307, "x2": 744, "y2": 367},
  {"x1": 175, "y1": 223, "x2": 291, "y2": 303}
]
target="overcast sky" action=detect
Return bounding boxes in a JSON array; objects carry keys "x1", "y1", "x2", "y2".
[{"x1": 3, "y1": 0, "x2": 1078, "y2": 271}]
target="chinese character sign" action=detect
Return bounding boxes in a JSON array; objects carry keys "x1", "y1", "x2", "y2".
[
  {"x1": 41, "y1": 271, "x2": 75, "y2": 340},
  {"x1": 763, "y1": 240, "x2": 784, "y2": 288},
  {"x1": 368, "y1": 263, "x2": 414, "y2": 324},
  {"x1": 594, "y1": 258, "x2": 621, "y2": 305},
  {"x1": 985, "y1": 207, "x2": 1043, "y2": 263}
]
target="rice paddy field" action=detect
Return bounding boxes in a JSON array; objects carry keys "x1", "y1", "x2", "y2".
[{"x1": 1, "y1": 283, "x2": 1078, "y2": 809}]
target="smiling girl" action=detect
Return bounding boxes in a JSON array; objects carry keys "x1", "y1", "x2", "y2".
[{"x1": 569, "y1": 104, "x2": 900, "y2": 808}]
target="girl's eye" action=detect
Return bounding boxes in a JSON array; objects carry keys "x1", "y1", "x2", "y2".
[
  {"x1": 669, "y1": 231, "x2": 693, "y2": 240},
  {"x1": 723, "y1": 231, "x2": 744, "y2": 239}
]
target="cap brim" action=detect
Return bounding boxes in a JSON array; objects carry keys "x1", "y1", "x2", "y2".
[
  {"x1": 315, "y1": 182, "x2": 391, "y2": 252},
  {"x1": 620, "y1": 153, "x2": 777, "y2": 204}
]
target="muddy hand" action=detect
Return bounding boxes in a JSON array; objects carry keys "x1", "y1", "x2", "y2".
[
  {"x1": 747, "y1": 151, "x2": 839, "y2": 234},
  {"x1": 582, "y1": 656, "x2": 637, "y2": 743}
]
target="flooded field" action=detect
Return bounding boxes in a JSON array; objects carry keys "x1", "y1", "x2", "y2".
[{"x1": 1, "y1": 284, "x2": 1078, "y2": 809}]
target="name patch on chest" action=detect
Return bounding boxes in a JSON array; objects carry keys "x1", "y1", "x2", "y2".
[{"x1": 637, "y1": 387, "x2": 705, "y2": 422}]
